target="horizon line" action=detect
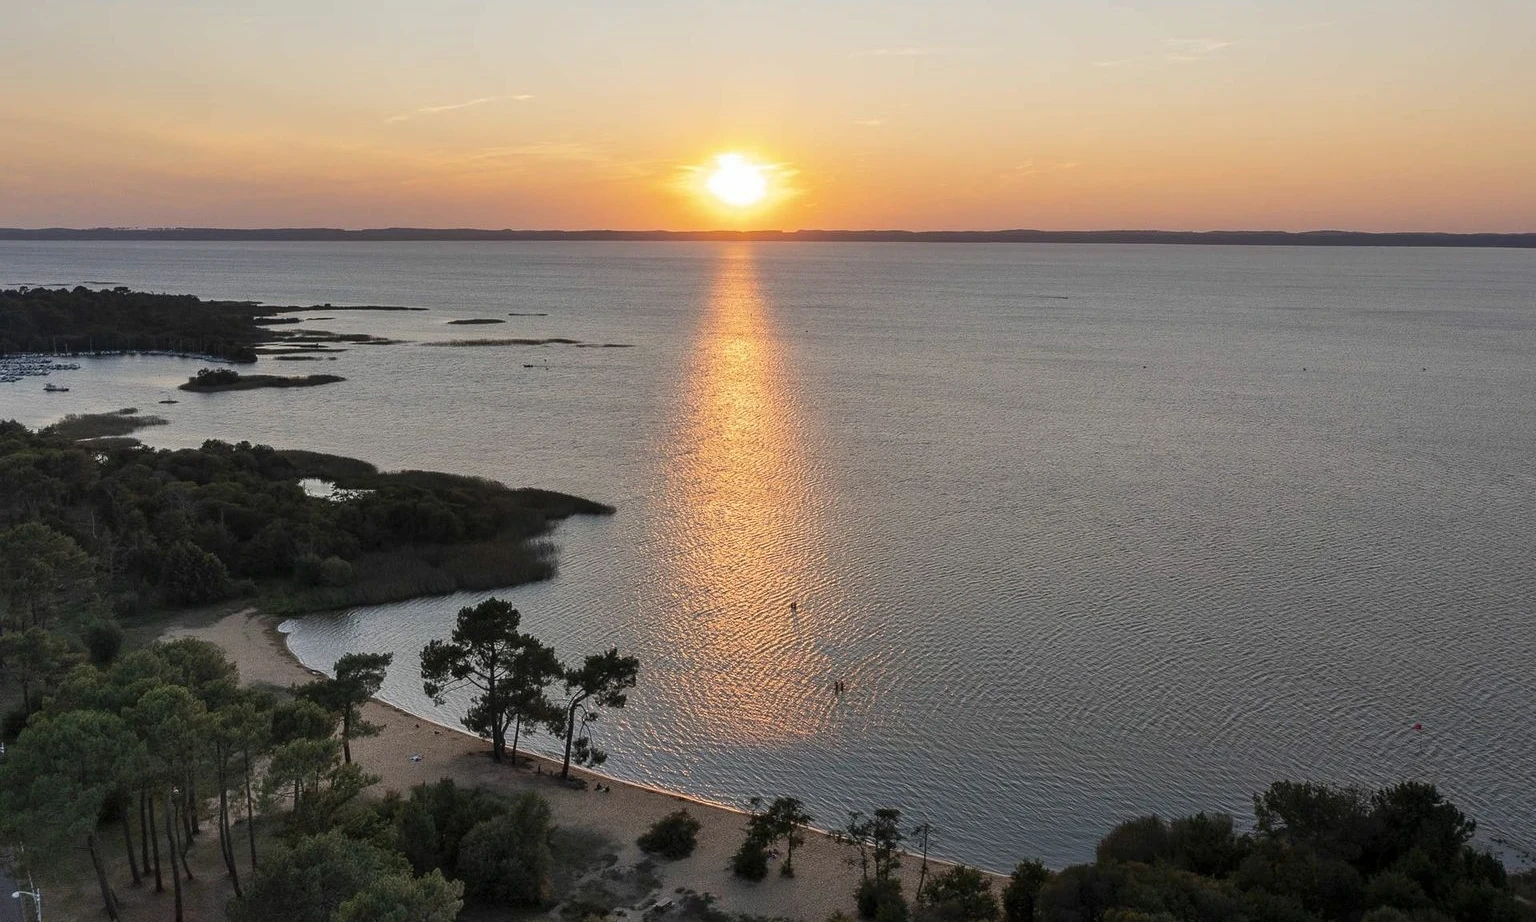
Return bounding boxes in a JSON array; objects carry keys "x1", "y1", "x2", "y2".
[{"x1": 2, "y1": 227, "x2": 1533, "y2": 248}]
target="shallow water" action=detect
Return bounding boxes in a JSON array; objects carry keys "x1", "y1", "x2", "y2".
[{"x1": 3, "y1": 240, "x2": 1534, "y2": 869}]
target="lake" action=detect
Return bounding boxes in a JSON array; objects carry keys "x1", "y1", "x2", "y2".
[{"x1": 3, "y1": 240, "x2": 1533, "y2": 870}]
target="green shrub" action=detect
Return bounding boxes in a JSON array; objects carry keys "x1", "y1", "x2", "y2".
[
  {"x1": 638, "y1": 809, "x2": 702, "y2": 859},
  {"x1": 731, "y1": 835, "x2": 769, "y2": 881},
  {"x1": 193, "y1": 367, "x2": 241, "y2": 386},
  {"x1": 858, "y1": 878, "x2": 905, "y2": 920},
  {"x1": 1097, "y1": 815, "x2": 1172, "y2": 866},
  {"x1": 921, "y1": 865, "x2": 999, "y2": 922},
  {"x1": 1002, "y1": 860, "x2": 1050, "y2": 922},
  {"x1": 229, "y1": 831, "x2": 407, "y2": 922},
  {"x1": 457, "y1": 793, "x2": 555, "y2": 907},
  {"x1": 161, "y1": 540, "x2": 233, "y2": 604},
  {"x1": 1169, "y1": 813, "x2": 1243, "y2": 877},
  {"x1": 82, "y1": 619, "x2": 124, "y2": 666}
]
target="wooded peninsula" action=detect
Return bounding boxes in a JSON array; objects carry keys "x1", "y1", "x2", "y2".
[{"x1": 0, "y1": 285, "x2": 411, "y2": 362}]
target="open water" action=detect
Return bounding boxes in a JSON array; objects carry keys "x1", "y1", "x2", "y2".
[{"x1": 2, "y1": 240, "x2": 1534, "y2": 869}]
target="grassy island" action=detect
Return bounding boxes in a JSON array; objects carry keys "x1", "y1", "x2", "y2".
[
  {"x1": 179, "y1": 368, "x2": 346, "y2": 392},
  {"x1": 446, "y1": 317, "x2": 506, "y2": 325}
]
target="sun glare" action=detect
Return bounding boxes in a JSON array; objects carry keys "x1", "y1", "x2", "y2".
[{"x1": 705, "y1": 154, "x2": 769, "y2": 207}]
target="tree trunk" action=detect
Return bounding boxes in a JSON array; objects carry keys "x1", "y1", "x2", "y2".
[
  {"x1": 243, "y1": 748, "x2": 258, "y2": 871},
  {"x1": 179, "y1": 794, "x2": 195, "y2": 880},
  {"x1": 139, "y1": 790, "x2": 153, "y2": 881},
  {"x1": 187, "y1": 775, "x2": 201, "y2": 834},
  {"x1": 560, "y1": 696, "x2": 586, "y2": 779},
  {"x1": 342, "y1": 706, "x2": 352, "y2": 764},
  {"x1": 148, "y1": 792, "x2": 164, "y2": 892},
  {"x1": 217, "y1": 754, "x2": 242, "y2": 897},
  {"x1": 488, "y1": 669, "x2": 502, "y2": 762},
  {"x1": 87, "y1": 830, "x2": 122, "y2": 921},
  {"x1": 121, "y1": 800, "x2": 142, "y2": 887},
  {"x1": 164, "y1": 788, "x2": 184, "y2": 922},
  {"x1": 510, "y1": 713, "x2": 522, "y2": 764}
]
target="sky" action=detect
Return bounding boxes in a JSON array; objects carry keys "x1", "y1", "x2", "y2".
[{"x1": 2, "y1": 0, "x2": 1533, "y2": 231}]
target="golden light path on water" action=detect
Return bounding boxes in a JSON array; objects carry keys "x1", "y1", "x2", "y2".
[{"x1": 652, "y1": 246, "x2": 841, "y2": 746}]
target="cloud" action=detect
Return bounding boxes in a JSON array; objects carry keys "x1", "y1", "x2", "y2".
[
  {"x1": 853, "y1": 119, "x2": 885, "y2": 127},
  {"x1": 1095, "y1": 37, "x2": 1233, "y2": 68},
  {"x1": 469, "y1": 141, "x2": 607, "y2": 163},
  {"x1": 1164, "y1": 38, "x2": 1233, "y2": 62},
  {"x1": 1000, "y1": 160, "x2": 1078, "y2": 182},
  {"x1": 385, "y1": 94, "x2": 533, "y2": 124},
  {"x1": 1093, "y1": 56, "x2": 1147, "y2": 68},
  {"x1": 851, "y1": 46, "x2": 966, "y2": 58}
]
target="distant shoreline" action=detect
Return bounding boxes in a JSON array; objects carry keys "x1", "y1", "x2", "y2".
[{"x1": 2, "y1": 227, "x2": 1533, "y2": 247}]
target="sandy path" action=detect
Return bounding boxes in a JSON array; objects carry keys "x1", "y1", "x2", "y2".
[{"x1": 163, "y1": 610, "x2": 997, "y2": 921}]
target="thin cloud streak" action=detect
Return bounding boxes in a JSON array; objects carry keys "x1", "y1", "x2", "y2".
[
  {"x1": 385, "y1": 94, "x2": 533, "y2": 123},
  {"x1": 851, "y1": 46, "x2": 967, "y2": 58},
  {"x1": 1164, "y1": 38, "x2": 1233, "y2": 62},
  {"x1": 1095, "y1": 37, "x2": 1232, "y2": 68}
]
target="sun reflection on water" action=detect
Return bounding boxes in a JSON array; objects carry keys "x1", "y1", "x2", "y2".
[{"x1": 656, "y1": 246, "x2": 840, "y2": 744}]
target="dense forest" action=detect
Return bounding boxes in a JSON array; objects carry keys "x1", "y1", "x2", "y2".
[{"x1": 0, "y1": 420, "x2": 612, "y2": 730}]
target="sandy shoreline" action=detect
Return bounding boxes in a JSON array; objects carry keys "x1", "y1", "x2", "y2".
[{"x1": 164, "y1": 609, "x2": 1000, "y2": 921}]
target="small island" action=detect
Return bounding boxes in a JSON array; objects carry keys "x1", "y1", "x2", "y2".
[
  {"x1": 446, "y1": 317, "x2": 506, "y2": 325},
  {"x1": 179, "y1": 367, "x2": 346, "y2": 392}
]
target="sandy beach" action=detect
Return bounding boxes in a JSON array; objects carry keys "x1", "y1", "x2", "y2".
[{"x1": 163, "y1": 609, "x2": 997, "y2": 921}]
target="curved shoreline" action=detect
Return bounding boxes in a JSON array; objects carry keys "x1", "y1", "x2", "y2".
[
  {"x1": 165, "y1": 609, "x2": 1004, "y2": 922},
  {"x1": 276, "y1": 614, "x2": 1009, "y2": 876}
]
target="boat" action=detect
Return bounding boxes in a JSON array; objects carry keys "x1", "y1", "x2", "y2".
[{"x1": 43, "y1": 383, "x2": 70, "y2": 392}]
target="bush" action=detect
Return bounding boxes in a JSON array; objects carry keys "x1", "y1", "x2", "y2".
[
  {"x1": 318, "y1": 555, "x2": 354, "y2": 587},
  {"x1": 111, "y1": 591, "x2": 144, "y2": 618},
  {"x1": 457, "y1": 793, "x2": 555, "y2": 907},
  {"x1": 638, "y1": 809, "x2": 702, "y2": 859},
  {"x1": 731, "y1": 835, "x2": 769, "y2": 881},
  {"x1": 161, "y1": 540, "x2": 233, "y2": 604},
  {"x1": 193, "y1": 367, "x2": 241, "y2": 386},
  {"x1": 388, "y1": 778, "x2": 510, "y2": 878},
  {"x1": 1002, "y1": 860, "x2": 1050, "y2": 922},
  {"x1": 1364, "y1": 870, "x2": 1428, "y2": 911},
  {"x1": 82, "y1": 619, "x2": 124, "y2": 666},
  {"x1": 877, "y1": 897, "x2": 910, "y2": 922},
  {"x1": 229, "y1": 831, "x2": 407, "y2": 922},
  {"x1": 921, "y1": 865, "x2": 999, "y2": 922},
  {"x1": 1097, "y1": 815, "x2": 1172, "y2": 866},
  {"x1": 1169, "y1": 813, "x2": 1243, "y2": 877},
  {"x1": 294, "y1": 553, "x2": 354, "y2": 588},
  {"x1": 858, "y1": 878, "x2": 905, "y2": 920}
]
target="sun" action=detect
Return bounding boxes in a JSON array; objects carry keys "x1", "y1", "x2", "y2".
[{"x1": 705, "y1": 154, "x2": 769, "y2": 207}]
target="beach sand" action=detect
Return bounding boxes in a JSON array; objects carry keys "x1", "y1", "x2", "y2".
[{"x1": 163, "y1": 609, "x2": 997, "y2": 921}]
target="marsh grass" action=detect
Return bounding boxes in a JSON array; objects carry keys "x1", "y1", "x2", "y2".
[{"x1": 44, "y1": 407, "x2": 168, "y2": 440}]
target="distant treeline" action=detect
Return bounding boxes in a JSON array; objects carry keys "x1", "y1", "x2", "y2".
[
  {"x1": 0, "y1": 286, "x2": 405, "y2": 362},
  {"x1": 2, "y1": 228, "x2": 1533, "y2": 247},
  {"x1": 0, "y1": 286, "x2": 276, "y2": 361}
]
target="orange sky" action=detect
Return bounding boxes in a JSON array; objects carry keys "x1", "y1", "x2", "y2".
[{"x1": 2, "y1": 1, "x2": 1533, "y2": 231}]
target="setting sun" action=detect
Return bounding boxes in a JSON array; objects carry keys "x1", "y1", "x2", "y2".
[{"x1": 705, "y1": 154, "x2": 769, "y2": 208}]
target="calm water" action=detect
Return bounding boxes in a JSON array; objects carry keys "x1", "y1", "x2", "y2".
[{"x1": 3, "y1": 240, "x2": 1534, "y2": 870}]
